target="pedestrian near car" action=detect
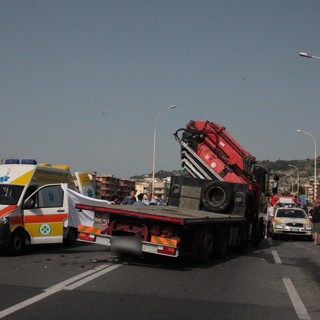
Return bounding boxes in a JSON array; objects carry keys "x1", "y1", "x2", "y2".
[
  {"x1": 311, "y1": 199, "x2": 320, "y2": 245},
  {"x1": 265, "y1": 202, "x2": 275, "y2": 238}
]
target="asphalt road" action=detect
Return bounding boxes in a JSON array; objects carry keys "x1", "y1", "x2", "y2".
[{"x1": 0, "y1": 238, "x2": 319, "y2": 320}]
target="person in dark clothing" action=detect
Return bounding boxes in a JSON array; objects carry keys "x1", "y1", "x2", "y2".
[{"x1": 312, "y1": 200, "x2": 320, "y2": 245}]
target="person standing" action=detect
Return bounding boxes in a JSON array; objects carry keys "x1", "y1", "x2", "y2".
[
  {"x1": 312, "y1": 199, "x2": 320, "y2": 245},
  {"x1": 121, "y1": 190, "x2": 136, "y2": 205},
  {"x1": 265, "y1": 202, "x2": 275, "y2": 238},
  {"x1": 143, "y1": 192, "x2": 157, "y2": 205},
  {"x1": 133, "y1": 193, "x2": 145, "y2": 206}
]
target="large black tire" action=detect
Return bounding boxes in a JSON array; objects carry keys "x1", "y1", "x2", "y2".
[
  {"x1": 251, "y1": 218, "x2": 262, "y2": 247},
  {"x1": 236, "y1": 222, "x2": 247, "y2": 253},
  {"x1": 198, "y1": 225, "x2": 214, "y2": 263},
  {"x1": 6, "y1": 231, "x2": 26, "y2": 256},
  {"x1": 63, "y1": 227, "x2": 78, "y2": 246},
  {"x1": 213, "y1": 226, "x2": 230, "y2": 258},
  {"x1": 201, "y1": 181, "x2": 234, "y2": 213}
]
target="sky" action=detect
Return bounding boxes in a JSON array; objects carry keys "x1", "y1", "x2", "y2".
[{"x1": 1, "y1": 0, "x2": 320, "y2": 178}]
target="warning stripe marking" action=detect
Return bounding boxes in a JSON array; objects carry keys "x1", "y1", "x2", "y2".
[
  {"x1": 151, "y1": 236, "x2": 178, "y2": 247},
  {"x1": 78, "y1": 225, "x2": 102, "y2": 235},
  {"x1": 24, "y1": 214, "x2": 68, "y2": 223},
  {"x1": 0, "y1": 205, "x2": 18, "y2": 218}
]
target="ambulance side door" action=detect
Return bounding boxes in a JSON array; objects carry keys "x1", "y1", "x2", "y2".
[{"x1": 23, "y1": 184, "x2": 68, "y2": 244}]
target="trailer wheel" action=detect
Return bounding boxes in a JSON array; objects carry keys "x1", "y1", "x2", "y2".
[
  {"x1": 236, "y1": 222, "x2": 247, "y2": 253},
  {"x1": 6, "y1": 231, "x2": 26, "y2": 256},
  {"x1": 198, "y1": 225, "x2": 214, "y2": 263},
  {"x1": 201, "y1": 181, "x2": 233, "y2": 213},
  {"x1": 252, "y1": 218, "x2": 264, "y2": 247},
  {"x1": 213, "y1": 226, "x2": 229, "y2": 259},
  {"x1": 64, "y1": 227, "x2": 78, "y2": 246}
]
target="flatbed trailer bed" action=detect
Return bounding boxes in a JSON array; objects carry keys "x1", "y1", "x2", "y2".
[
  {"x1": 75, "y1": 203, "x2": 249, "y2": 262},
  {"x1": 76, "y1": 203, "x2": 245, "y2": 225}
]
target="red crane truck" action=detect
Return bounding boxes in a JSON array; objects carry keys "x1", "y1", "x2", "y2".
[{"x1": 75, "y1": 120, "x2": 270, "y2": 262}]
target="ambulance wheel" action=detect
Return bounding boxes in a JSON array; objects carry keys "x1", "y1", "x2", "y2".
[
  {"x1": 201, "y1": 181, "x2": 233, "y2": 213},
  {"x1": 64, "y1": 227, "x2": 78, "y2": 246},
  {"x1": 7, "y1": 231, "x2": 25, "y2": 256}
]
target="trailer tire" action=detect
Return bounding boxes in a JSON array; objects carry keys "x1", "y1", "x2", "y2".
[
  {"x1": 201, "y1": 181, "x2": 234, "y2": 213},
  {"x1": 213, "y1": 226, "x2": 229, "y2": 259},
  {"x1": 252, "y1": 218, "x2": 264, "y2": 247},
  {"x1": 236, "y1": 222, "x2": 247, "y2": 253},
  {"x1": 6, "y1": 230, "x2": 26, "y2": 256},
  {"x1": 64, "y1": 227, "x2": 78, "y2": 246},
  {"x1": 198, "y1": 225, "x2": 214, "y2": 263}
]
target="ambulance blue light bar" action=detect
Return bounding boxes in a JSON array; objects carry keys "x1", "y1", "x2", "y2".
[
  {"x1": 4, "y1": 159, "x2": 37, "y2": 165},
  {"x1": 21, "y1": 159, "x2": 37, "y2": 165},
  {"x1": 5, "y1": 159, "x2": 20, "y2": 164}
]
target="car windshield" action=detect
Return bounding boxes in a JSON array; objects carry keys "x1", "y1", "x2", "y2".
[
  {"x1": 0, "y1": 185, "x2": 24, "y2": 205},
  {"x1": 276, "y1": 209, "x2": 307, "y2": 219}
]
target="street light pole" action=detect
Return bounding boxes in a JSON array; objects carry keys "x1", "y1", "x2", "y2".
[
  {"x1": 288, "y1": 164, "x2": 299, "y2": 194},
  {"x1": 297, "y1": 129, "x2": 317, "y2": 201},
  {"x1": 152, "y1": 105, "x2": 177, "y2": 196},
  {"x1": 299, "y1": 52, "x2": 320, "y2": 60}
]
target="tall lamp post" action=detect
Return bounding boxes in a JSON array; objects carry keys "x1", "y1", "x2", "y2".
[
  {"x1": 152, "y1": 105, "x2": 177, "y2": 196},
  {"x1": 288, "y1": 164, "x2": 299, "y2": 194},
  {"x1": 297, "y1": 129, "x2": 317, "y2": 201},
  {"x1": 299, "y1": 52, "x2": 320, "y2": 60}
]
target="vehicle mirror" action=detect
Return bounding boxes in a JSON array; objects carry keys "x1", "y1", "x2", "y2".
[{"x1": 23, "y1": 198, "x2": 35, "y2": 209}]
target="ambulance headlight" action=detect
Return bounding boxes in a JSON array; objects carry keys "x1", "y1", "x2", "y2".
[{"x1": 0, "y1": 217, "x2": 8, "y2": 224}]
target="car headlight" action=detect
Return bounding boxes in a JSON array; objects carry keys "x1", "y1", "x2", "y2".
[
  {"x1": 305, "y1": 224, "x2": 312, "y2": 230},
  {"x1": 274, "y1": 223, "x2": 286, "y2": 229},
  {"x1": 0, "y1": 217, "x2": 8, "y2": 224}
]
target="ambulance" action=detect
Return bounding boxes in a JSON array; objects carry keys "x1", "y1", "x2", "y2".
[{"x1": 0, "y1": 159, "x2": 77, "y2": 255}]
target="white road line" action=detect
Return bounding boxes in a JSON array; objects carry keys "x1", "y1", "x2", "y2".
[
  {"x1": 283, "y1": 278, "x2": 311, "y2": 320},
  {"x1": 64, "y1": 264, "x2": 121, "y2": 290},
  {"x1": 0, "y1": 264, "x2": 122, "y2": 319},
  {"x1": 271, "y1": 250, "x2": 282, "y2": 264}
]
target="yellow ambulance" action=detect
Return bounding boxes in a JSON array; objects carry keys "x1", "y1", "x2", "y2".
[{"x1": 0, "y1": 159, "x2": 77, "y2": 255}]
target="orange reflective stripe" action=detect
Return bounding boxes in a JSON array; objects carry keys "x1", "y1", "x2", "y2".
[
  {"x1": 78, "y1": 225, "x2": 102, "y2": 235},
  {"x1": 24, "y1": 213, "x2": 68, "y2": 223},
  {"x1": 151, "y1": 236, "x2": 178, "y2": 247},
  {"x1": 0, "y1": 205, "x2": 18, "y2": 217}
]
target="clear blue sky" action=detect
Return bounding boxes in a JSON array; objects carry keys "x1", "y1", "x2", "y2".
[{"x1": 1, "y1": 0, "x2": 320, "y2": 178}]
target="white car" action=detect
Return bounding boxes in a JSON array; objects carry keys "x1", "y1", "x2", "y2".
[{"x1": 270, "y1": 207, "x2": 312, "y2": 240}]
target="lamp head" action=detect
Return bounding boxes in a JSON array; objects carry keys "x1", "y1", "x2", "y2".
[{"x1": 299, "y1": 52, "x2": 312, "y2": 58}]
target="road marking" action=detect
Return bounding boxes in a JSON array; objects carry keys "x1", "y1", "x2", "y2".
[
  {"x1": 271, "y1": 250, "x2": 282, "y2": 264},
  {"x1": 0, "y1": 264, "x2": 122, "y2": 319},
  {"x1": 283, "y1": 278, "x2": 311, "y2": 320}
]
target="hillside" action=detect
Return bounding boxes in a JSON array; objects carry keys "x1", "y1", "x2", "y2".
[{"x1": 132, "y1": 158, "x2": 319, "y2": 183}]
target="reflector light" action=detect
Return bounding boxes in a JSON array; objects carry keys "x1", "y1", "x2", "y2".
[
  {"x1": 157, "y1": 246, "x2": 176, "y2": 255},
  {"x1": 79, "y1": 233, "x2": 96, "y2": 242}
]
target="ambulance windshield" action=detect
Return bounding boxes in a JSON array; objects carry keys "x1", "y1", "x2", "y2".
[{"x1": 0, "y1": 185, "x2": 24, "y2": 205}]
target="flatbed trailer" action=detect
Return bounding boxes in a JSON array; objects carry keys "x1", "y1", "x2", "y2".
[
  {"x1": 75, "y1": 202, "x2": 253, "y2": 263},
  {"x1": 75, "y1": 119, "x2": 269, "y2": 263}
]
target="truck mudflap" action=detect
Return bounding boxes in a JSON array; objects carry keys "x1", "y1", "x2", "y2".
[{"x1": 78, "y1": 225, "x2": 179, "y2": 258}]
